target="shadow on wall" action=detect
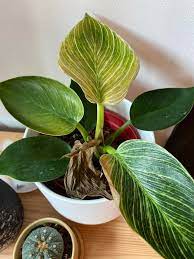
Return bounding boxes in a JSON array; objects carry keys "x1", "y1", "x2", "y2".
[
  {"x1": 0, "y1": 0, "x2": 46, "y2": 131},
  {"x1": 0, "y1": 0, "x2": 46, "y2": 80},
  {"x1": 97, "y1": 15, "x2": 194, "y2": 146},
  {"x1": 97, "y1": 15, "x2": 194, "y2": 95}
]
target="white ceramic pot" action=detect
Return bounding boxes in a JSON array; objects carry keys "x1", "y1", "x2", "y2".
[{"x1": 24, "y1": 99, "x2": 155, "y2": 225}]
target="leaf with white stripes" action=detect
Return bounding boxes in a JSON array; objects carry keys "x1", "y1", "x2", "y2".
[
  {"x1": 59, "y1": 14, "x2": 139, "y2": 105},
  {"x1": 100, "y1": 140, "x2": 194, "y2": 259}
]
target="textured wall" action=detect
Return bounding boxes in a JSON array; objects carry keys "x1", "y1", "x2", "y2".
[{"x1": 0, "y1": 0, "x2": 193, "y2": 142}]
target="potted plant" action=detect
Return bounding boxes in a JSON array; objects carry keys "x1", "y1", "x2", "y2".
[
  {"x1": 0, "y1": 179, "x2": 23, "y2": 251},
  {"x1": 0, "y1": 14, "x2": 194, "y2": 258},
  {"x1": 23, "y1": 98, "x2": 154, "y2": 225},
  {"x1": 13, "y1": 217, "x2": 83, "y2": 259}
]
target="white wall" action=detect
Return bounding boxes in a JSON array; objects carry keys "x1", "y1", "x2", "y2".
[{"x1": 0, "y1": 0, "x2": 194, "y2": 143}]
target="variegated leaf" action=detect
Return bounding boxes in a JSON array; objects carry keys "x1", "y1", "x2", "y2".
[
  {"x1": 59, "y1": 14, "x2": 139, "y2": 105},
  {"x1": 100, "y1": 140, "x2": 194, "y2": 259}
]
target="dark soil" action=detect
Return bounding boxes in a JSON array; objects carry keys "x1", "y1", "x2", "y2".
[{"x1": 46, "y1": 223, "x2": 72, "y2": 259}]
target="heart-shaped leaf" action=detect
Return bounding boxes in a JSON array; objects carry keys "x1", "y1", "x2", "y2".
[
  {"x1": 70, "y1": 80, "x2": 96, "y2": 131},
  {"x1": 100, "y1": 140, "x2": 194, "y2": 258},
  {"x1": 0, "y1": 76, "x2": 84, "y2": 135},
  {"x1": 130, "y1": 87, "x2": 194, "y2": 130},
  {"x1": 0, "y1": 136, "x2": 71, "y2": 182},
  {"x1": 59, "y1": 14, "x2": 139, "y2": 105}
]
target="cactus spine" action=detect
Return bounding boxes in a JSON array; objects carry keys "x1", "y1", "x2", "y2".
[{"x1": 22, "y1": 226, "x2": 64, "y2": 259}]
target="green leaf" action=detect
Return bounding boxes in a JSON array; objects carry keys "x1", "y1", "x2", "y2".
[
  {"x1": 100, "y1": 140, "x2": 194, "y2": 259},
  {"x1": 0, "y1": 76, "x2": 84, "y2": 135},
  {"x1": 70, "y1": 80, "x2": 96, "y2": 131},
  {"x1": 0, "y1": 136, "x2": 71, "y2": 182},
  {"x1": 130, "y1": 87, "x2": 194, "y2": 130},
  {"x1": 59, "y1": 14, "x2": 139, "y2": 105}
]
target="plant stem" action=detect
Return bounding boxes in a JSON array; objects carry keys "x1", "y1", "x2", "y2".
[
  {"x1": 76, "y1": 123, "x2": 89, "y2": 142},
  {"x1": 99, "y1": 145, "x2": 116, "y2": 155},
  {"x1": 106, "y1": 119, "x2": 132, "y2": 145},
  {"x1": 95, "y1": 103, "x2": 104, "y2": 140}
]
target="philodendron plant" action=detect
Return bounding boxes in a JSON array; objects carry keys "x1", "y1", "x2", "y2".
[{"x1": 0, "y1": 14, "x2": 194, "y2": 258}]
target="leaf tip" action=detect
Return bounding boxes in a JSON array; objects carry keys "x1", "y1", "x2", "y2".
[
  {"x1": 84, "y1": 12, "x2": 95, "y2": 22},
  {"x1": 84, "y1": 12, "x2": 90, "y2": 18}
]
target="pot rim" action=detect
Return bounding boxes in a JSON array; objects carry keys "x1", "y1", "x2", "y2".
[
  {"x1": 36, "y1": 181, "x2": 108, "y2": 204},
  {"x1": 25, "y1": 98, "x2": 155, "y2": 205},
  {"x1": 13, "y1": 217, "x2": 83, "y2": 259}
]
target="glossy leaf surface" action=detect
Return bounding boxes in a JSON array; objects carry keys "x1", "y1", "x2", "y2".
[
  {"x1": 130, "y1": 87, "x2": 194, "y2": 130},
  {"x1": 0, "y1": 136, "x2": 71, "y2": 182},
  {"x1": 59, "y1": 14, "x2": 139, "y2": 105},
  {"x1": 0, "y1": 76, "x2": 84, "y2": 135},
  {"x1": 70, "y1": 80, "x2": 96, "y2": 131},
  {"x1": 100, "y1": 140, "x2": 194, "y2": 259}
]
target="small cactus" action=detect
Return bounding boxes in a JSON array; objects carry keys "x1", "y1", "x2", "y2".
[{"x1": 22, "y1": 226, "x2": 64, "y2": 259}]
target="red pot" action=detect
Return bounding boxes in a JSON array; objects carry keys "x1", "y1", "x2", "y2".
[{"x1": 104, "y1": 110, "x2": 140, "y2": 145}]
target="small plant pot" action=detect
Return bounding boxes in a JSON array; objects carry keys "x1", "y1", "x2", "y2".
[
  {"x1": 24, "y1": 99, "x2": 155, "y2": 225},
  {"x1": 13, "y1": 217, "x2": 83, "y2": 259}
]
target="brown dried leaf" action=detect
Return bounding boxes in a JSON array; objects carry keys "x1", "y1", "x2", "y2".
[{"x1": 64, "y1": 141, "x2": 112, "y2": 200}]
